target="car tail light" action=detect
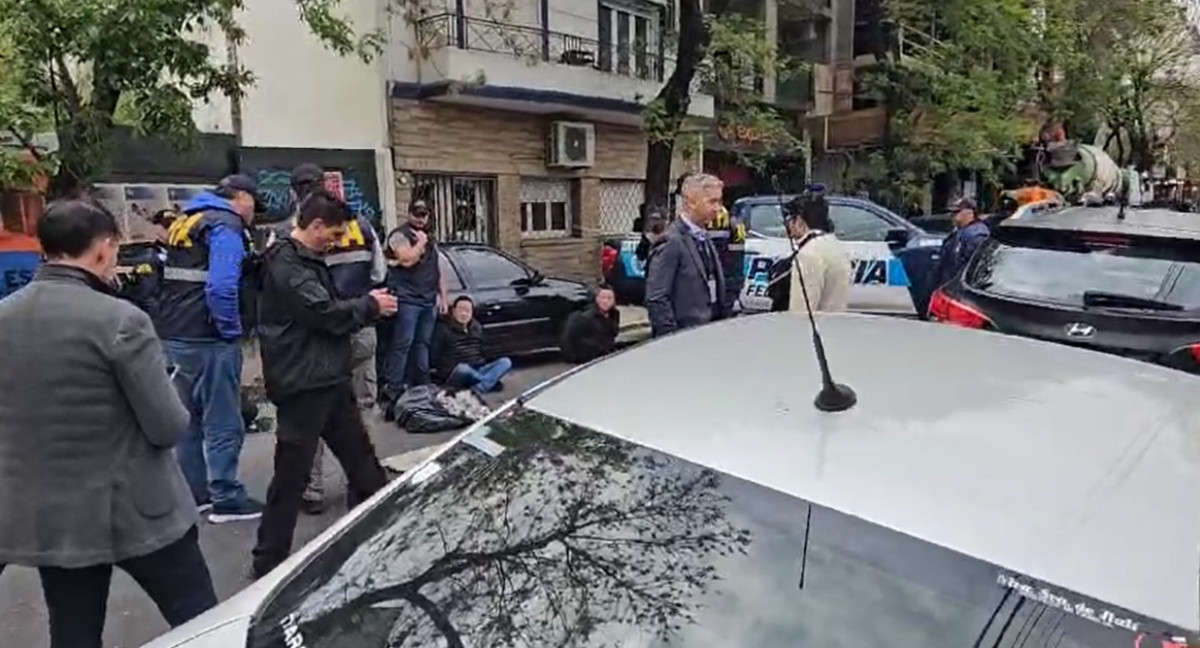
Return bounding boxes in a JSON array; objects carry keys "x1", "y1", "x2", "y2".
[
  {"x1": 600, "y1": 246, "x2": 618, "y2": 277},
  {"x1": 928, "y1": 289, "x2": 993, "y2": 329}
]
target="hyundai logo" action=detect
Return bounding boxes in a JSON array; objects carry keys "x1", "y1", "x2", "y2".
[{"x1": 1064, "y1": 322, "x2": 1097, "y2": 338}]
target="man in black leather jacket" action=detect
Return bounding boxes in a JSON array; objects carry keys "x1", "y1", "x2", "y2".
[{"x1": 250, "y1": 190, "x2": 396, "y2": 578}]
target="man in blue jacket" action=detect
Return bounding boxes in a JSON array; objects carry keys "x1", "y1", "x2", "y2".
[
  {"x1": 157, "y1": 174, "x2": 264, "y2": 523},
  {"x1": 932, "y1": 197, "x2": 990, "y2": 290}
]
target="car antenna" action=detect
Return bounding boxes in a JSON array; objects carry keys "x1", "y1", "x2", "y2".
[{"x1": 778, "y1": 177, "x2": 857, "y2": 413}]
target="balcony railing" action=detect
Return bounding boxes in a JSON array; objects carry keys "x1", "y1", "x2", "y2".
[{"x1": 417, "y1": 13, "x2": 667, "y2": 83}]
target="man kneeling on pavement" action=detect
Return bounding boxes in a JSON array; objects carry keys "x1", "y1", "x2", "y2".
[{"x1": 431, "y1": 296, "x2": 512, "y2": 393}]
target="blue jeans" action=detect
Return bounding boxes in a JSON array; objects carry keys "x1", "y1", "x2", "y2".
[
  {"x1": 164, "y1": 339, "x2": 248, "y2": 507},
  {"x1": 386, "y1": 303, "x2": 437, "y2": 394},
  {"x1": 448, "y1": 357, "x2": 513, "y2": 393}
]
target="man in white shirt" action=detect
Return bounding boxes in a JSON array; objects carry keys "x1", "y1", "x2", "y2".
[{"x1": 784, "y1": 193, "x2": 853, "y2": 313}]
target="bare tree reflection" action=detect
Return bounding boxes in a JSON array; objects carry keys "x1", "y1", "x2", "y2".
[{"x1": 294, "y1": 409, "x2": 752, "y2": 648}]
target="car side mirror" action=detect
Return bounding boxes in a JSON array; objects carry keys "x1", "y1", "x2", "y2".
[{"x1": 884, "y1": 228, "x2": 910, "y2": 249}]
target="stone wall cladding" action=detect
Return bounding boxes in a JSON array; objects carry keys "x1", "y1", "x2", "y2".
[{"x1": 390, "y1": 98, "x2": 696, "y2": 282}]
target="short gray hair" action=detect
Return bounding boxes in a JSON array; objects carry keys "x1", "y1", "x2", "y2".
[{"x1": 679, "y1": 173, "x2": 723, "y2": 198}]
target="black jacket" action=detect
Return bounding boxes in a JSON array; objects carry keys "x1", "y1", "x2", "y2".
[
  {"x1": 561, "y1": 305, "x2": 620, "y2": 364},
  {"x1": 431, "y1": 317, "x2": 486, "y2": 378},
  {"x1": 258, "y1": 237, "x2": 379, "y2": 401}
]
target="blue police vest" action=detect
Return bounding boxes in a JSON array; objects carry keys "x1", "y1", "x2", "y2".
[
  {"x1": 156, "y1": 210, "x2": 253, "y2": 340},
  {"x1": 326, "y1": 216, "x2": 377, "y2": 299}
]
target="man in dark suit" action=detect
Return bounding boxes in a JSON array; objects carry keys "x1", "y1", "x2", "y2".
[
  {"x1": 644, "y1": 173, "x2": 728, "y2": 337},
  {"x1": 0, "y1": 200, "x2": 216, "y2": 646}
]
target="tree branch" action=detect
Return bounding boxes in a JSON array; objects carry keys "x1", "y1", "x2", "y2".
[{"x1": 400, "y1": 588, "x2": 465, "y2": 648}]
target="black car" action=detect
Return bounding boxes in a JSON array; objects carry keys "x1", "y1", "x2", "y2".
[
  {"x1": 436, "y1": 242, "x2": 591, "y2": 357},
  {"x1": 929, "y1": 204, "x2": 1200, "y2": 374}
]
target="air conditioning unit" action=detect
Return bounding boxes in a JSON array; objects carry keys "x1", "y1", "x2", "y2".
[{"x1": 547, "y1": 121, "x2": 595, "y2": 168}]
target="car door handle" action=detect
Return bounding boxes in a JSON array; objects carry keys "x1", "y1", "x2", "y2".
[{"x1": 485, "y1": 304, "x2": 502, "y2": 313}]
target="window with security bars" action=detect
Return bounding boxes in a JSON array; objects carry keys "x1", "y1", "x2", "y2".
[
  {"x1": 519, "y1": 178, "x2": 573, "y2": 239},
  {"x1": 598, "y1": 180, "x2": 644, "y2": 234},
  {"x1": 410, "y1": 174, "x2": 497, "y2": 245}
]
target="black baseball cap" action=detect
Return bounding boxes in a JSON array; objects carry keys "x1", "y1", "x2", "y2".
[
  {"x1": 410, "y1": 200, "x2": 431, "y2": 217},
  {"x1": 217, "y1": 174, "x2": 266, "y2": 213},
  {"x1": 291, "y1": 163, "x2": 323, "y2": 188},
  {"x1": 952, "y1": 197, "x2": 978, "y2": 212}
]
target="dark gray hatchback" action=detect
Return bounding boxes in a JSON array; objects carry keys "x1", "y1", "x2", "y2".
[{"x1": 929, "y1": 205, "x2": 1200, "y2": 374}]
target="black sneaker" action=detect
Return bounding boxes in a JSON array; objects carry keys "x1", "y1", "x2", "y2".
[{"x1": 208, "y1": 498, "x2": 265, "y2": 524}]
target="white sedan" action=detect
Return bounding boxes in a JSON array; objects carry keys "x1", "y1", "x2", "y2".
[{"x1": 142, "y1": 313, "x2": 1200, "y2": 648}]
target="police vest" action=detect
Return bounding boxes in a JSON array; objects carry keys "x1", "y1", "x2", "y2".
[
  {"x1": 326, "y1": 216, "x2": 377, "y2": 299},
  {"x1": 706, "y1": 208, "x2": 746, "y2": 311},
  {"x1": 156, "y1": 209, "x2": 255, "y2": 340},
  {"x1": 114, "y1": 241, "x2": 166, "y2": 321}
]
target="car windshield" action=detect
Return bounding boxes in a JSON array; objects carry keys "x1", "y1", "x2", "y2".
[
  {"x1": 966, "y1": 232, "x2": 1200, "y2": 311},
  {"x1": 745, "y1": 203, "x2": 787, "y2": 237},
  {"x1": 248, "y1": 407, "x2": 1189, "y2": 648}
]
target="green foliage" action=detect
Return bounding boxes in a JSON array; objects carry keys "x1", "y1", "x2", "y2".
[
  {"x1": 863, "y1": 0, "x2": 1200, "y2": 205},
  {"x1": 0, "y1": 23, "x2": 54, "y2": 188},
  {"x1": 0, "y1": 0, "x2": 369, "y2": 196},
  {"x1": 859, "y1": 0, "x2": 1041, "y2": 206},
  {"x1": 640, "y1": 0, "x2": 811, "y2": 179}
]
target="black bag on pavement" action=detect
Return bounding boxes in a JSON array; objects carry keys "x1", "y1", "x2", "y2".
[{"x1": 393, "y1": 385, "x2": 490, "y2": 433}]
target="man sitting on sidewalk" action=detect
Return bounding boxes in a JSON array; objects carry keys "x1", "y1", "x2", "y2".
[
  {"x1": 561, "y1": 284, "x2": 621, "y2": 364},
  {"x1": 431, "y1": 296, "x2": 512, "y2": 393}
]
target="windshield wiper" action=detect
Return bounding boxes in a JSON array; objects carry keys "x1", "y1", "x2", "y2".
[{"x1": 1082, "y1": 290, "x2": 1184, "y2": 311}]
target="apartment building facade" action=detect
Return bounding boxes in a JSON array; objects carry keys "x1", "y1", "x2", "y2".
[
  {"x1": 704, "y1": 0, "x2": 887, "y2": 194},
  {"x1": 189, "y1": 0, "x2": 710, "y2": 280},
  {"x1": 388, "y1": 0, "x2": 711, "y2": 279}
]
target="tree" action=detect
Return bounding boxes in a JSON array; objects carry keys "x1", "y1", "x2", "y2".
[
  {"x1": 1039, "y1": 0, "x2": 1200, "y2": 171},
  {"x1": 0, "y1": 21, "x2": 52, "y2": 189},
  {"x1": 852, "y1": 0, "x2": 1041, "y2": 210},
  {"x1": 0, "y1": 0, "x2": 378, "y2": 197},
  {"x1": 641, "y1": 0, "x2": 809, "y2": 211},
  {"x1": 268, "y1": 409, "x2": 751, "y2": 648}
]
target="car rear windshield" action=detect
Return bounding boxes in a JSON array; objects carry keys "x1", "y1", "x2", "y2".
[
  {"x1": 247, "y1": 407, "x2": 1192, "y2": 648},
  {"x1": 966, "y1": 228, "x2": 1200, "y2": 310}
]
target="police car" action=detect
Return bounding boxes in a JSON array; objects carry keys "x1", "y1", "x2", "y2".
[{"x1": 604, "y1": 195, "x2": 944, "y2": 316}]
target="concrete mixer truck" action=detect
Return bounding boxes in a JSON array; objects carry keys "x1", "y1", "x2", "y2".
[{"x1": 1040, "y1": 141, "x2": 1141, "y2": 203}]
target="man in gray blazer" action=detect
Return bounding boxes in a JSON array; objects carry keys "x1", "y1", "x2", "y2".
[
  {"x1": 644, "y1": 173, "x2": 728, "y2": 336},
  {"x1": 0, "y1": 200, "x2": 216, "y2": 647}
]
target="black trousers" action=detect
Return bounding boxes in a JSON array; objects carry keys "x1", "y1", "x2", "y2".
[
  {"x1": 1, "y1": 526, "x2": 216, "y2": 648},
  {"x1": 252, "y1": 382, "x2": 389, "y2": 576}
]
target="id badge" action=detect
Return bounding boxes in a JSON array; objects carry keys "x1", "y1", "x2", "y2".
[{"x1": 707, "y1": 279, "x2": 718, "y2": 304}]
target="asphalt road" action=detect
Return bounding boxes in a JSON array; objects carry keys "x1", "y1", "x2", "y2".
[{"x1": 0, "y1": 359, "x2": 570, "y2": 648}]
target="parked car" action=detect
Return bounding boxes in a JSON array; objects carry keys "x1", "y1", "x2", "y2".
[
  {"x1": 736, "y1": 194, "x2": 944, "y2": 315},
  {"x1": 602, "y1": 195, "x2": 946, "y2": 316},
  {"x1": 929, "y1": 204, "x2": 1200, "y2": 374},
  {"x1": 437, "y1": 242, "x2": 591, "y2": 356},
  {"x1": 139, "y1": 312, "x2": 1200, "y2": 648}
]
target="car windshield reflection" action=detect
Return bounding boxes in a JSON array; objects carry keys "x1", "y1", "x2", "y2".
[{"x1": 247, "y1": 408, "x2": 1193, "y2": 648}]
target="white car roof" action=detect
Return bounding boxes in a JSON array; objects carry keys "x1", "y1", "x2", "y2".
[{"x1": 526, "y1": 312, "x2": 1200, "y2": 631}]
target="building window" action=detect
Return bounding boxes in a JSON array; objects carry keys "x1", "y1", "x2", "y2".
[
  {"x1": 519, "y1": 178, "x2": 572, "y2": 239},
  {"x1": 598, "y1": 180, "x2": 644, "y2": 234},
  {"x1": 410, "y1": 173, "x2": 498, "y2": 245},
  {"x1": 597, "y1": 0, "x2": 658, "y2": 80}
]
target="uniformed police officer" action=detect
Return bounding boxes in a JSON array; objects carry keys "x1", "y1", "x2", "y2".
[
  {"x1": 286, "y1": 164, "x2": 387, "y2": 514},
  {"x1": 157, "y1": 174, "x2": 264, "y2": 524}
]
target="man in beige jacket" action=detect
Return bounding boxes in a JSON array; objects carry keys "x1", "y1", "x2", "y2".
[{"x1": 784, "y1": 194, "x2": 853, "y2": 313}]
